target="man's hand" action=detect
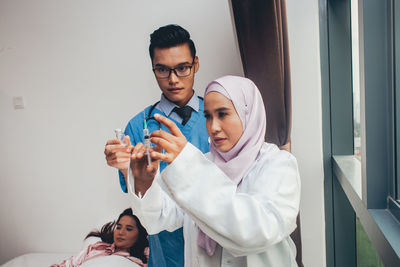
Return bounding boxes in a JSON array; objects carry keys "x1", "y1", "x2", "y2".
[
  {"x1": 104, "y1": 135, "x2": 133, "y2": 177},
  {"x1": 150, "y1": 114, "x2": 187, "y2": 164}
]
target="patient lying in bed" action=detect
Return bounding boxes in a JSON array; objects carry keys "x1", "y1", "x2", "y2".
[
  {"x1": 52, "y1": 208, "x2": 149, "y2": 267},
  {"x1": 2, "y1": 208, "x2": 148, "y2": 267}
]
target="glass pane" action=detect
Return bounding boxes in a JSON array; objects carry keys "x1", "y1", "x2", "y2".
[
  {"x1": 356, "y1": 218, "x2": 384, "y2": 267},
  {"x1": 395, "y1": 0, "x2": 400, "y2": 201},
  {"x1": 351, "y1": 0, "x2": 361, "y2": 160}
]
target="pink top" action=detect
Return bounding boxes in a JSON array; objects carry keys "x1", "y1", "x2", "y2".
[{"x1": 51, "y1": 241, "x2": 148, "y2": 267}]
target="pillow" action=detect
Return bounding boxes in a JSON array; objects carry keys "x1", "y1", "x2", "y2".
[{"x1": 81, "y1": 236, "x2": 101, "y2": 251}]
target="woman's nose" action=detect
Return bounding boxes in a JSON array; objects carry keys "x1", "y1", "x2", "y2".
[{"x1": 210, "y1": 119, "x2": 221, "y2": 133}]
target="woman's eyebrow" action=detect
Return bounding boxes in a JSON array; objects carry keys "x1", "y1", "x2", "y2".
[
  {"x1": 213, "y1": 107, "x2": 231, "y2": 113},
  {"x1": 204, "y1": 107, "x2": 230, "y2": 114}
]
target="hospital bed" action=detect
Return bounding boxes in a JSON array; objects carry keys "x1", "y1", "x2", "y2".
[
  {"x1": 1, "y1": 252, "x2": 141, "y2": 267},
  {"x1": 1, "y1": 216, "x2": 143, "y2": 267}
]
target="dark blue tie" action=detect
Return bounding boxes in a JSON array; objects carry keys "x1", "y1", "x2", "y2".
[{"x1": 173, "y1": 106, "x2": 193, "y2": 125}]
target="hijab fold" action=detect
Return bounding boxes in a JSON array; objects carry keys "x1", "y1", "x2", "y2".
[{"x1": 197, "y1": 75, "x2": 267, "y2": 256}]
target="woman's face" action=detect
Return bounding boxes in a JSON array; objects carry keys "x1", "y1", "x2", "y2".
[
  {"x1": 204, "y1": 92, "x2": 243, "y2": 152},
  {"x1": 113, "y1": 215, "x2": 139, "y2": 251}
]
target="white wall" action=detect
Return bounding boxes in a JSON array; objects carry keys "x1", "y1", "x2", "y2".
[
  {"x1": 0, "y1": 0, "x2": 325, "y2": 266},
  {"x1": 0, "y1": 0, "x2": 243, "y2": 263},
  {"x1": 287, "y1": 1, "x2": 326, "y2": 267}
]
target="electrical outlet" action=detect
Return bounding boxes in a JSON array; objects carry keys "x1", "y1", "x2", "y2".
[{"x1": 13, "y1": 96, "x2": 25, "y2": 109}]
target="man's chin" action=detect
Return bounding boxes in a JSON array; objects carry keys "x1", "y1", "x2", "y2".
[{"x1": 165, "y1": 94, "x2": 186, "y2": 105}]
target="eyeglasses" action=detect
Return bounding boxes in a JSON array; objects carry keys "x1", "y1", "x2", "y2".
[{"x1": 152, "y1": 62, "x2": 194, "y2": 79}]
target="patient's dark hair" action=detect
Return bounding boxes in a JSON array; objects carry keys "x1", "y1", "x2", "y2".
[
  {"x1": 149, "y1": 24, "x2": 196, "y2": 61},
  {"x1": 85, "y1": 208, "x2": 148, "y2": 263}
]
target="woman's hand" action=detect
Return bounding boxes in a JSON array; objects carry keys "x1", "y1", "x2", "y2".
[
  {"x1": 130, "y1": 143, "x2": 160, "y2": 180},
  {"x1": 150, "y1": 114, "x2": 187, "y2": 164},
  {"x1": 129, "y1": 143, "x2": 161, "y2": 195}
]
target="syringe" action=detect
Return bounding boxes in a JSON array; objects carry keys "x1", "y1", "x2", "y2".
[{"x1": 143, "y1": 117, "x2": 152, "y2": 166}]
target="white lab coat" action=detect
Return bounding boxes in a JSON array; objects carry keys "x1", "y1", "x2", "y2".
[{"x1": 128, "y1": 142, "x2": 300, "y2": 267}]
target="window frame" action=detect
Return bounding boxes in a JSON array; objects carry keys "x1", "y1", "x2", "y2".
[
  {"x1": 319, "y1": 0, "x2": 400, "y2": 266},
  {"x1": 394, "y1": 0, "x2": 400, "y2": 200}
]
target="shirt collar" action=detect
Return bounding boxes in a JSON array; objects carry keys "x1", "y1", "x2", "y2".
[{"x1": 158, "y1": 91, "x2": 199, "y2": 116}]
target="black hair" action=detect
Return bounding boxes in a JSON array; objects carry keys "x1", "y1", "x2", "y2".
[
  {"x1": 149, "y1": 24, "x2": 196, "y2": 61},
  {"x1": 85, "y1": 208, "x2": 148, "y2": 264}
]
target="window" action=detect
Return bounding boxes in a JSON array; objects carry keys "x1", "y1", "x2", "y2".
[
  {"x1": 356, "y1": 217, "x2": 384, "y2": 267},
  {"x1": 320, "y1": 0, "x2": 400, "y2": 266}
]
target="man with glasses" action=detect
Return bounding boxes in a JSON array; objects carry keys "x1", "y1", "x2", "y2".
[{"x1": 104, "y1": 24, "x2": 209, "y2": 267}]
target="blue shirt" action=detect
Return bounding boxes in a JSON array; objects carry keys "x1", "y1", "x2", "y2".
[
  {"x1": 156, "y1": 93, "x2": 200, "y2": 124},
  {"x1": 118, "y1": 93, "x2": 209, "y2": 267}
]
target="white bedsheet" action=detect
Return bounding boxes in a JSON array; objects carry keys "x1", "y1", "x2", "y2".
[
  {"x1": 1, "y1": 252, "x2": 73, "y2": 267},
  {"x1": 1, "y1": 253, "x2": 141, "y2": 267}
]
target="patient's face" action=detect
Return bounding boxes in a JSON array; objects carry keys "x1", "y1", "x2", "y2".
[
  {"x1": 114, "y1": 216, "x2": 139, "y2": 251},
  {"x1": 204, "y1": 92, "x2": 243, "y2": 152}
]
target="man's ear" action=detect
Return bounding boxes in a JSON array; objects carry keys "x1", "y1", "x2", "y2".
[{"x1": 194, "y1": 56, "x2": 199, "y2": 73}]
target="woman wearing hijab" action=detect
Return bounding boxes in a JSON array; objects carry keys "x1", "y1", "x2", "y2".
[{"x1": 127, "y1": 75, "x2": 300, "y2": 267}]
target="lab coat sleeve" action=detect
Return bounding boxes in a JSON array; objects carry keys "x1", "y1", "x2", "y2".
[
  {"x1": 161, "y1": 143, "x2": 301, "y2": 257},
  {"x1": 126, "y1": 169, "x2": 185, "y2": 235}
]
